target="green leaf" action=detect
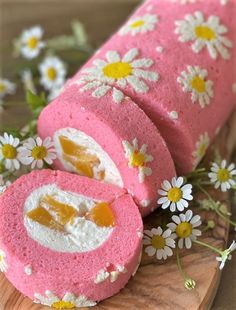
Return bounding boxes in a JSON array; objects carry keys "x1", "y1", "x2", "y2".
[{"x1": 26, "y1": 90, "x2": 47, "y2": 111}]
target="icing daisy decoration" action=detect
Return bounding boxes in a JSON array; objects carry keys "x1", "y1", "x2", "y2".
[
  {"x1": 192, "y1": 132, "x2": 210, "y2": 167},
  {"x1": 34, "y1": 291, "x2": 96, "y2": 308},
  {"x1": 39, "y1": 56, "x2": 66, "y2": 91},
  {"x1": 0, "y1": 133, "x2": 21, "y2": 171},
  {"x1": 167, "y1": 210, "x2": 202, "y2": 249},
  {"x1": 175, "y1": 11, "x2": 233, "y2": 60},
  {"x1": 0, "y1": 249, "x2": 7, "y2": 273},
  {"x1": 0, "y1": 78, "x2": 16, "y2": 100},
  {"x1": 19, "y1": 136, "x2": 56, "y2": 169},
  {"x1": 177, "y1": 66, "x2": 214, "y2": 108},
  {"x1": 75, "y1": 48, "x2": 159, "y2": 104},
  {"x1": 208, "y1": 160, "x2": 236, "y2": 192},
  {"x1": 119, "y1": 14, "x2": 159, "y2": 36},
  {"x1": 143, "y1": 227, "x2": 176, "y2": 260},
  {"x1": 20, "y1": 26, "x2": 45, "y2": 59},
  {"x1": 122, "y1": 138, "x2": 153, "y2": 183},
  {"x1": 158, "y1": 177, "x2": 193, "y2": 212}
]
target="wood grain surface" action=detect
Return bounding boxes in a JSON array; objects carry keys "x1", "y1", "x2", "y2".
[{"x1": 0, "y1": 1, "x2": 236, "y2": 309}]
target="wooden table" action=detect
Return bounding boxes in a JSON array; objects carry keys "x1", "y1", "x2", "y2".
[{"x1": 0, "y1": 1, "x2": 236, "y2": 309}]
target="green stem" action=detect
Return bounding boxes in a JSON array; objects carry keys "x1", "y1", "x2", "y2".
[
  {"x1": 176, "y1": 247, "x2": 188, "y2": 280},
  {"x1": 193, "y1": 240, "x2": 222, "y2": 255}
]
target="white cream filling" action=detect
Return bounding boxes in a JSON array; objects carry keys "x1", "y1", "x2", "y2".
[
  {"x1": 24, "y1": 184, "x2": 113, "y2": 253},
  {"x1": 53, "y1": 128, "x2": 123, "y2": 187}
]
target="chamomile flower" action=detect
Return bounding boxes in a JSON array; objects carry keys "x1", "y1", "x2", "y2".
[
  {"x1": 21, "y1": 69, "x2": 36, "y2": 93},
  {"x1": 177, "y1": 66, "x2": 214, "y2": 108},
  {"x1": 175, "y1": 11, "x2": 233, "y2": 60},
  {"x1": 0, "y1": 133, "x2": 21, "y2": 170},
  {"x1": 34, "y1": 291, "x2": 96, "y2": 308},
  {"x1": 158, "y1": 177, "x2": 193, "y2": 212},
  {"x1": 48, "y1": 86, "x2": 63, "y2": 101},
  {"x1": 208, "y1": 160, "x2": 236, "y2": 192},
  {"x1": 39, "y1": 56, "x2": 66, "y2": 91},
  {"x1": 143, "y1": 227, "x2": 175, "y2": 260},
  {"x1": 0, "y1": 249, "x2": 7, "y2": 273},
  {"x1": 192, "y1": 132, "x2": 210, "y2": 167},
  {"x1": 167, "y1": 210, "x2": 202, "y2": 249},
  {"x1": 19, "y1": 137, "x2": 56, "y2": 169},
  {"x1": 122, "y1": 138, "x2": 153, "y2": 183},
  {"x1": 119, "y1": 14, "x2": 159, "y2": 36},
  {"x1": 75, "y1": 48, "x2": 159, "y2": 104},
  {"x1": 216, "y1": 240, "x2": 236, "y2": 270},
  {"x1": 0, "y1": 78, "x2": 16, "y2": 99},
  {"x1": 20, "y1": 26, "x2": 45, "y2": 59}
]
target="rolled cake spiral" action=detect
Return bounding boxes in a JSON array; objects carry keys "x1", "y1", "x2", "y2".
[{"x1": 0, "y1": 170, "x2": 143, "y2": 306}]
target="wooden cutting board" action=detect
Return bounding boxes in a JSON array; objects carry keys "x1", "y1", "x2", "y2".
[{"x1": 1, "y1": 109, "x2": 236, "y2": 310}]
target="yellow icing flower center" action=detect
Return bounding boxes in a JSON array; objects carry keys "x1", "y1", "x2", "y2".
[
  {"x1": 130, "y1": 20, "x2": 145, "y2": 29},
  {"x1": 52, "y1": 300, "x2": 75, "y2": 309},
  {"x1": 167, "y1": 187, "x2": 182, "y2": 203},
  {"x1": 0, "y1": 83, "x2": 6, "y2": 93},
  {"x1": 176, "y1": 222, "x2": 192, "y2": 238},
  {"x1": 217, "y1": 168, "x2": 230, "y2": 182},
  {"x1": 27, "y1": 37, "x2": 38, "y2": 49},
  {"x1": 191, "y1": 76, "x2": 206, "y2": 93},
  {"x1": 195, "y1": 25, "x2": 216, "y2": 41},
  {"x1": 47, "y1": 67, "x2": 57, "y2": 81},
  {"x1": 0, "y1": 255, "x2": 3, "y2": 262},
  {"x1": 103, "y1": 62, "x2": 132, "y2": 79},
  {"x1": 2, "y1": 144, "x2": 17, "y2": 159},
  {"x1": 151, "y1": 235, "x2": 165, "y2": 250},
  {"x1": 31, "y1": 146, "x2": 47, "y2": 160},
  {"x1": 130, "y1": 151, "x2": 145, "y2": 167}
]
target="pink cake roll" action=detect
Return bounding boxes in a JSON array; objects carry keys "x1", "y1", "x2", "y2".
[
  {"x1": 66, "y1": 0, "x2": 236, "y2": 173},
  {"x1": 38, "y1": 91, "x2": 176, "y2": 217},
  {"x1": 0, "y1": 169, "x2": 143, "y2": 307}
]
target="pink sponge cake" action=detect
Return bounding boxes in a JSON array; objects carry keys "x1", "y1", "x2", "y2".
[
  {"x1": 38, "y1": 91, "x2": 176, "y2": 217},
  {"x1": 66, "y1": 0, "x2": 236, "y2": 174},
  {"x1": 0, "y1": 169, "x2": 143, "y2": 307}
]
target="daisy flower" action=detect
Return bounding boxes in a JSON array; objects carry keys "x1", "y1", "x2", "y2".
[
  {"x1": 122, "y1": 138, "x2": 153, "y2": 183},
  {"x1": 19, "y1": 137, "x2": 56, "y2": 169},
  {"x1": 216, "y1": 240, "x2": 236, "y2": 270},
  {"x1": 175, "y1": 11, "x2": 233, "y2": 60},
  {"x1": 34, "y1": 291, "x2": 96, "y2": 308},
  {"x1": 0, "y1": 133, "x2": 21, "y2": 170},
  {"x1": 143, "y1": 227, "x2": 175, "y2": 260},
  {"x1": 177, "y1": 66, "x2": 214, "y2": 108},
  {"x1": 74, "y1": 48, "x2": 159, "y2": 104},
  {"x1": 119, "y1": 14, "x2": 159, "y2": 36},
  {"x1": 208, "y1": 160, "x2": 236, "y2": 192},
  {"x1": 21, "y1": 69, "x2": 36, "y2": 94},
  {"x1": 39, "y1": 56, "x2": 66, "y2": 91},
  {"x1": 20, "y1": 26, "x2": 45, "y2": 59},
  {"x1": 192, "y1": 132, "x2": 210, "y2": 167},
  {"x1": 158, "y1": 177, "x2": 193, "y2": 212},
  {"x1": 0, "y1": 78, "x2": 16, "y2": 100},
  {"x1": 167, "y1": 210, "x2": 202, "y2": 249},
  {"x1": 48, "y1": 86, "x2": 63, "y2": 101},
  {"x1": 0, "y1": 249, "x2": 7, "y2": 273}
]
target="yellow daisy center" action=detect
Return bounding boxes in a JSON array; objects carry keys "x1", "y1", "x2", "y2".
[
  {"x1": 31, "y1": 146, "x2": 47, "y2": 160},
  {"x1": 130, "y1": 151, "x2": 145, "y2": 167},
  {"x1": 151, "y1": 235, "x2": 166, "y2": 250},
  {"x1": 103, "y1": 62, "x2": 132, "y2": 79},
  {"x1": 176, "y1": 222, "x2": 192, "y2": 238},
  {"x1": 47, "y1": 67, "x2": 57, "y2": 81},
  {"x1": 167, "y1": 187, "x2": 182, "y2": 203},
  {"x1": 191, "y1": 76, "x2": 206, "y2": 93},
  {"x1": 0, "y1": 83, "x2": 6, "y2": 93},
  {"x1": 2, "y1": 144, "x2": 17, "y2": 159},
  {"x1": 52, "y1": 300, "x2": 75, "y2": 309},
  {"x1": 195, "y1": 25, "x2": 216, "y2": 41},
  {"x1": 217, "y1": 168, "x2": 230, "y2": 182},
  {"x1": 130, "y1": 20, "x2": 145, "y2": 29},
  {"x1": 27, "y1": 36, "x2": 38, "y2": 49}
]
